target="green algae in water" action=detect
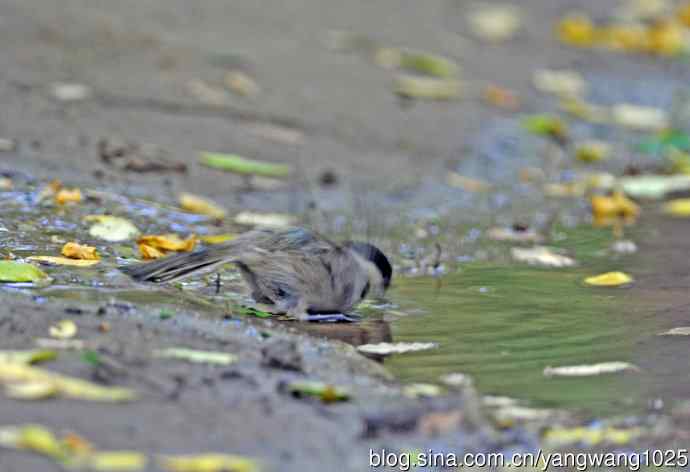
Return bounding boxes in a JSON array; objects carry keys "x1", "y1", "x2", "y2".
[{"x1": 386, "y1": 227, "x2": 652, "y2": 416}]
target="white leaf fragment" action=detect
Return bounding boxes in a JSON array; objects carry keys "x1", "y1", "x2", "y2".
[
  {"x1": 357, "y1": 342, "x2": 438, "y2": 355},
  {"x1": 659, "y1": 327, "x2": 690, "y2": 336},
  {"x1": 511, "y1": 246, "x2": 576, "y2": 268},
  {"x1": 544, "y1": 362, "x2": 639, "y2": 377}
]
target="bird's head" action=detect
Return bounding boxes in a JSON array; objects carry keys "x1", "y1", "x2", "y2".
[{"x1": 345, "y1": 241, "x2": 393, "y2": 297}]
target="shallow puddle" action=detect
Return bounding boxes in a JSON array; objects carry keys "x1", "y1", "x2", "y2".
[{"x1": 384, "y1": 225, "x2": 679, "y2": 418}]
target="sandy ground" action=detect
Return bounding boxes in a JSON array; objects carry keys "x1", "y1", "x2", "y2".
[{"x1": 0, "y1": 0, "x2": 613, "y2": 209}]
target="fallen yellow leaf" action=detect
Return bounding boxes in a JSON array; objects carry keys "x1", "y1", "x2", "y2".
[
  {"x1": 61, "y1": 242, "x2": 99, "y2": 260},
  {"x1": 159, "y1": 453, "x2": 260, "y2": 472},
  {"x1": 560, "y1": 97, "x2": 610, "y2": 124},
  {"x1": 138, "y1": 234, "x2": 197, "y2": 252},
  {"x1": 575, "y1": 140, "x2": 611, "y2": 163},
  {"x1": 403, "y1": 383, "x2": 443, "y2": 398},
  {"x1": 0, "y1": 425, "x2": 147, "y2": 471},
  {"x1": 601, "y1": 24, "x2": 650, "y2": 52},
  {"x1": 0, "y1": 424, "x2": 68, "y2": 460},
  {"x1": 27, "y1": 256, "x2": 100, "y2": 267},
  {"x1": 19, "y1": 425, "x2": 67, "y2": 459},
  {"x1": 55, "y1": 188, "x2": 82, "y2": 205},
  {"x1": 662, "y1": 198, "x2": 690, "y2": 217},
  {"x1": 5, "y1": 381, "x2": 58, "y2": 400},
  {"x1": 36, "y1": 180, "x2": 62, "y2": 202},
  {"x1": 544, "y1": 426, "x2": 642, "y2": 447},
  {"x1": 49, "y1": 320, "x2": 78, "y2": 340},
  {"x1": 557, "y1": 12, "x2": 597, "y2": 47},
  {"x1": 0, "y1": 361, "x2": 136, "y2": 402},
  {"x1": 678, "y1": 2, "x2": 690, "y2": 26},
  {"x1": 138, "y1": 244, "x2": 165, "y2": 260},
  {"x1": 584, "y1": 271, "x2": 633, "y2": 287},
  {"x1": 153, "y1": 348, "x2": 237, "y2": 365},
  {"x1": 138, "y1": 234, "x2": 197, "y2": 260},
  {"x1": 591, "y1": 191, "x2": 640, "y2": 226},
  {"x1": 73, "y1": 451, "x2": 148, "y2": 471},
  {"x1": 179, "y1": 193, "x2": 226, "y2": 220},
  {"x1": 199, "y1": 234, "x2": 236, "y2": 245},
  {"x1": 0, "y1": 350, "x2": 57, "y2": 364},
  {"x1": 647, "y1": 19, "x2": 685, "y2": 56}
]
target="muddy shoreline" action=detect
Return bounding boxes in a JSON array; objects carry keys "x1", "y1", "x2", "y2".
[{"x1": 0, "y1": 287, "x2": 523, "y2": 472}]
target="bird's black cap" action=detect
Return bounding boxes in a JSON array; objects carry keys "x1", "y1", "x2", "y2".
[{"x1": 346, "y1": 242, "x2": 393, "y2": 289}]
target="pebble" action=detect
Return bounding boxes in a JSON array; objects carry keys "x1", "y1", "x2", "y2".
[
  {"x1": 611, "y1": 240, "x2": 638, "y2": 254},
  {"x1": 50, "y1": 82, "x2": 92, "y2": 102}
]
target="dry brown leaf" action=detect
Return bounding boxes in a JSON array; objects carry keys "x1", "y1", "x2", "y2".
[{"x1": 482, "y1": 84, "x2": 521, "y2": 111}]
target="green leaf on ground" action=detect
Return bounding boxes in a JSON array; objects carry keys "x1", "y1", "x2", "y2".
[
  {"x1": 153, "y1": 348, "x2": 237, "y2": 366},
  {"x1": 285, "y1": 380, "x2": 350, "y2": 403},
  {"x1": 200, "y1": 152, "x2": 290, "y2": 178},
  {"x1": 0, "y1": 261, "x2": 48, "y2": 283}
]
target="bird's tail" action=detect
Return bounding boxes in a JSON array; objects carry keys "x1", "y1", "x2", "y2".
[{"x1": 120, "y1": 245, "x2": 234, "y2": 283}]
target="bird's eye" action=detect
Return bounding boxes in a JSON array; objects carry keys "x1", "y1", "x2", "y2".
[{"x1": 360, "y1": 281, "x2": 370, "y2": 300}]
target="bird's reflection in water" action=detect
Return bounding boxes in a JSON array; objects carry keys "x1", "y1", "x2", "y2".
[{"x1": 293, "y1": 319, "x2": 393, "y2": 362}]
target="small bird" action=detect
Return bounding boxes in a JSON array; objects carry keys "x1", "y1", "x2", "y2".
[{"x1": 121, "y1": 227, "x2": 392, "y2": 322}]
